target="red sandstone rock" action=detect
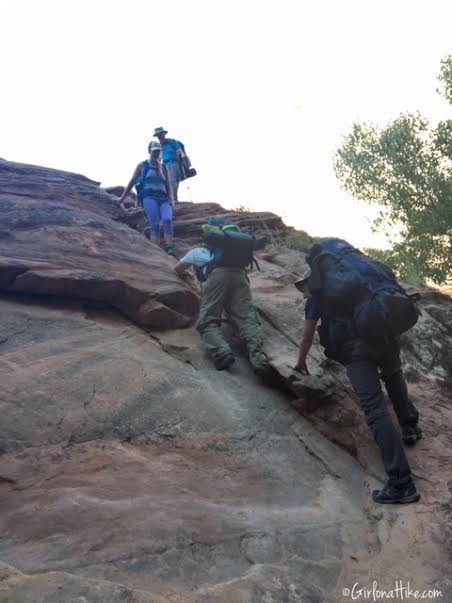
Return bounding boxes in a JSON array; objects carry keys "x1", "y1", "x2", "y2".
[
  {"x1": 0, "y1": 159, "x2": 199, "y2": 329},
  {"x1": 1, "y1": 158, "x2": 451, "y2": 602}
]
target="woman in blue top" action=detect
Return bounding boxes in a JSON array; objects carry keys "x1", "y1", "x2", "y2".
[{"x1": 119, "y1": 141, "x2": 175, "y2": 255}]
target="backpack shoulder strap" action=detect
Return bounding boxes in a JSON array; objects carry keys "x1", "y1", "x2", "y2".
[
  {"x1": 142, "y1": 159, "x2": 150, "y2": 178},
  {"x1": 142, "y1": 161, "x2": 168, "y2": 188}
]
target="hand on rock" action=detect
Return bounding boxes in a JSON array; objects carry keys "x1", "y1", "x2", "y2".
[
  {"x1": 181, "y1": 271, "x2": 197, "y2": 284},
  {"x1": 122, "y1": 201, "x2": 139, "y2": 211},
  {"x1": 293, "y1": 362, "x2": 310, "y2": 376}
]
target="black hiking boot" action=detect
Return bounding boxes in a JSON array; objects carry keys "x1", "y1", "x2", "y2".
[
  {"x1": 402, "y1": 423, "x2": 422, "y2": 445},
  {"x1": 214, "y1": 354, "x2": 235, "y2": 371},
  {"x1": 372, "y1": 482, "x2": 420, "y2": 504}
]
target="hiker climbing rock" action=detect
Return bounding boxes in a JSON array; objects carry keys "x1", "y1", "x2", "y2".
[
  {"x1": 293, "y1": 238, "x2": 422, "y2": 505},
  {"x1": 118, "y1": 141, "x2": 175, "y2": 255},
  {"x1": 174, "y1": 244, "x2": 213, "y2": 285},
  {"x1": 153, "y1": 127, "x2": 196, "y2": 202},
  {"x1": 174, "y1": 217, "x2": 271, "y2": 375}
]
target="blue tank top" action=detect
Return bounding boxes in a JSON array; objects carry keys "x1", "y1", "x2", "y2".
[{"x1": 143, "y1": 164, "x2": 168, "y2": 200}]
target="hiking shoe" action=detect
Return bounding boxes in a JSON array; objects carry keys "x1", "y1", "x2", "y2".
[
  {"x1": 253, "y1": 362, "x2": 274, "y2": 380},
  {"x1": 372, "y1": 482, "x2": 420, "y2": 505},
  {"x1": 254, "y1": 365, "x2": 271, "y2": 378},
  {"x1": 250, "y1": 351, "x2": 270, "y2": 375},
  {"x1": 164, "y1": 244, "x2": 175, "y2": 257},
  {"x1": 214, "y1": 354, "x2": 235, "y2": 371},
  {"x1": 402, "y1": 423, "x2": 422, "y2": 446}
]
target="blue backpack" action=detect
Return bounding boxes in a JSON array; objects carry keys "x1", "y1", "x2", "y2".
[
  {"x1": 134, "y1": 160, "x2": 151, "y2": 206},
  {"x1": 306, "y1": 238, "x2": 420, "y2": 338},
  {"x1": 133, "y1": 160, "x2": 169, "y2": 205}
]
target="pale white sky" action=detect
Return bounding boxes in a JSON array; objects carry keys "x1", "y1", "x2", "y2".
[{"x1": 2, "y1": 0, "x2": 451, "y2": 248}]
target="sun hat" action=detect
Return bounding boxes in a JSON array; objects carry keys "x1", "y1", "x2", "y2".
[
  {"x1": 153, "y1": 127, "x2": 168, "y2": 136},
  {"x1": 294, "y1": 267, "x2": 311, "y2": 292}
]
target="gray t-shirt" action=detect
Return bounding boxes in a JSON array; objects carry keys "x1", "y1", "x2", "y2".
[{"x1": 179, "y1": 247, "x2": 212, "y2": 267}]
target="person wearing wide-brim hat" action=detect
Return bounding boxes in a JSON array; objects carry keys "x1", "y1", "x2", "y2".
[
  {"x1": 293, "y1": 242, "x2": 421, "y2": 506},
  {"x1": 153, "y1": 127, "x2": 192, "y2": 202}
]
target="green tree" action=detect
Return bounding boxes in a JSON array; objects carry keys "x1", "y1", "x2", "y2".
[
  {"x1": 438, "y1": 55, "x2": 452, "y2": 105},
  {"x1": 334, "y1": 56, "x2": 452, "y2": 285}
]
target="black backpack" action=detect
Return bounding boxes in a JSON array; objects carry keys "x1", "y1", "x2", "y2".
[
  {"x1": 200, "y1": 221, "x2": 266, "y2": 275},
  {"x1": 317, "y1": 317, "x2": 354, "y2": 364},
  {"x1": 307, "y1": 238, "x2": 420, "y2": 338}
]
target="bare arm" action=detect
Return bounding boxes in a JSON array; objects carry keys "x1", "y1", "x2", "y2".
[
  {"x1": 177, "y1": 141, "x2": 187, "y2": 159},
  {"x1": 174, "y1": 260, "x2": 200, "y2": 289},
  {"x1": 174, "y1": 261, "x2": 191, "y2": 275},
  {"x1": 118, "y1": 163, "x2": 142, "y2": 204},
  {"x1": 175, "y1": 140, "x2": 191, "y2": 168},
  {"x1": 294, "y1": 319, "x2": 318, "y2": 375}
]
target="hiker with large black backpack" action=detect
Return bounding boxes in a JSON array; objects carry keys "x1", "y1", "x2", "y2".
[
  {"x1": 174, "y1": 217, "x2": 270, "y2": 375},
  {"x1": 293, "y1": 238, "x2": 422, "y2": 505}
]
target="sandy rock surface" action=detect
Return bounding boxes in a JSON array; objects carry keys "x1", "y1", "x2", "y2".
[{"x1": 1, "y1": 159, "x2": 451, "y2": 602}]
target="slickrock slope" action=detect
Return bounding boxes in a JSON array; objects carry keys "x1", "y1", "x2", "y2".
[
  {"x1": 0, "y1": 160, "x2": 198, "y2": 329},
  {"x1": 0, "y1": 160, "x2": 451, "y2": 602}
]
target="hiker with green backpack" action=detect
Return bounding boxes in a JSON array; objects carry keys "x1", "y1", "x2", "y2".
[
  {"x1": 293, "y1": 238, "x2": 422, "y2": 505},
  {"x1": 118, "y1": 140, "x2": 175, "y2": 256},
  {"x1": 174, "y1": 217, "x2": 271, "y2": 374}
]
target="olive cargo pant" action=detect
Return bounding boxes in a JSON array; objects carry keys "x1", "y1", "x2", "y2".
[{"x1": 197, "y1": 267, "x2": 269, "y2": 372}]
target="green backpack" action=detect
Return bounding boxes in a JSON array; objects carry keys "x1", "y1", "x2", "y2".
[{"x1": 201, "y1": 222, "x2": 266, "y2": 275}]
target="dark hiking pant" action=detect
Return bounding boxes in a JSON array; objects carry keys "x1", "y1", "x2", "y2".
[
  {"x1": 345, "y1": 337, "x2": 419, "y2": 488},
  {"x1": 197, "y1": 267, "x2": 269, "y2": 373}
]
